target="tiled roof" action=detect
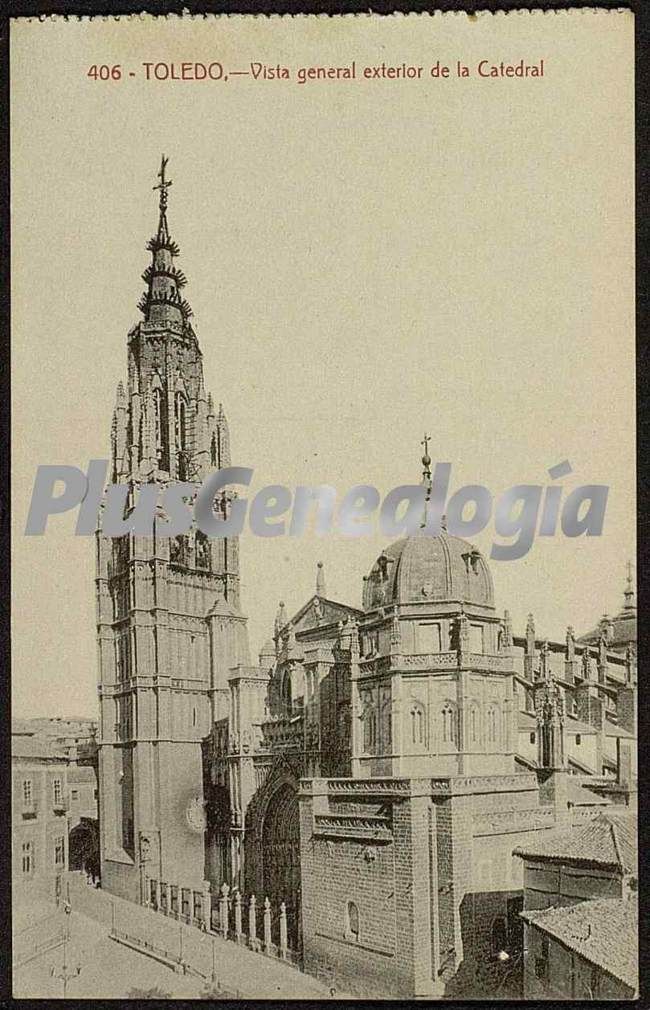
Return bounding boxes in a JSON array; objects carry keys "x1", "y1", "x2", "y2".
[
  {"x1": 521, "y1": 897, "x2": 638, "y2": 990},
  {"x1": 12, "y1": 735, "x2": 68, "y2": 761},
  {"x1": 514, "y1": 810, "x2": 637, "y2": 873}
]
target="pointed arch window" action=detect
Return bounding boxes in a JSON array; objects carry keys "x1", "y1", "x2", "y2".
[
  {"x1": 196, "y1": 530, "x2": 210, "y2": 571},
  {"x1": 381, "y1": 695, "x2": 392, "y2": 751},
  {"x1": 210, "y1": 433, "x2": 218, "y2": 468},
  {"x1": 441, "y1": 702, "x2": 458, "y2": 748},
  {"x1": 282, "y1": 672, "x2": 292, "y2": 716},
  {"x1": 410, "y1": 704, "x2": 426, "y2": 747},
  {"x1": 175, "y1": 392, "x2": 188, "y2": 478},
  {"x1": 152, "y1": 385, "x2": 169, "y2": 469},
  {"x1": 153, "y1": 388, "x2": 163, "y2": 451},
  {"x1": 487, "y1": 704, "x2": 500, "y2": 747},
  {"x1": 363, "y1": 706, "x2": 377, "y2": 753},
  {"x1": 470, "y1": 703, "x2": 480, "y2": 745}
]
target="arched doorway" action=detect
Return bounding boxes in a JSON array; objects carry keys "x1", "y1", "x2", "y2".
[
  {"x1": 261, "y1": 782, "x2": 301, "y2": 949},
  {"x1": 69, "y1": 819, "x2": 100, "y2": 882},
  {"x1": 205, "y1": 782, "x2": 231, "y2": 887}
]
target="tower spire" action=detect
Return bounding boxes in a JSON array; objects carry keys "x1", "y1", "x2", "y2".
[
  {"x1": 138, "y1": 156, "x2": 193, "y2": 326},
  {"x1": 623, "y1": 560, "x2": 635, "y2": 612}
]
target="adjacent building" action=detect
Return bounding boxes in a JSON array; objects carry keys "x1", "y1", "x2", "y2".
[
  {"x1": 515, "y1": 811, "x2": 638, "y2": 997},
  {"x1": 12, "y1": 734, "x2": 69, "y2": 906}
]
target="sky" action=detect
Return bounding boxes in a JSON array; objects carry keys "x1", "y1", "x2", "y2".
[{"x1": 11, "y1": 12, "x2": 634, "y2": 718}]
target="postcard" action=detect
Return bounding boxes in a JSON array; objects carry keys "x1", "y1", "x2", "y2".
[{"x1": 11, "y1": 9, "x2": 636, "y2": 999}]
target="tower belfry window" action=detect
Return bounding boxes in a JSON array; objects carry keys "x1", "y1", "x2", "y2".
[
  {"x1": 152, "y1": 386, "x2": 168, "y2": 469},
  {"x1": 175, "y1": 393, "x2": 188, "y2": 478}
]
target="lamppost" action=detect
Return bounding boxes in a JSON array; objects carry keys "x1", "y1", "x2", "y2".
[{"x1": 50, "y1": 907, "x2": 81, "y2": 998}]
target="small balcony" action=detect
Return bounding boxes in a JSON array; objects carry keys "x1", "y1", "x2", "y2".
[
  {"x1": 53, "y1": 798, "x2": 69, "y2": 815},
  {"x1": 21, "y1": 803, "x2": 37, "y2": 820}
]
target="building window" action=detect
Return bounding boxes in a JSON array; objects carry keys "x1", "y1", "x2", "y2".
[
  {"x1": 410, "y1": 705, "x2": 425, "y2": 746},
  {"x1": 71, "y1": 789, "x2": 79, "y2": 802},
  {"x1": 363, "y1": 710, "x2": 377, "y2": 752},
  {"x1": 175, "y1": 392, "x2": 188, "y2": 477},
  {"x1": 53, "y1": 778, "x2": 63, "y2": 805},
  {"x1": 487, "y1": 705, "x2": 499, "y2": 745},
  {"x1": 470, "y1": 706, "x2": 479, "y2": 743},
  {"x1": 576, "y1": 734, "x2": 582, "y2": 746},
  {"x1": 470, "y1": 623, "x2": 484, "y2": 654},
  {"x1": 417, "y1": 622, "x2": 441, "y2": 654},
  {"x1": 22, "y1": 780, "x2": 32, "y2": 807},
  {"x1": 21, "y1": 841, "x2": 33, "y2": 874},
  {"x1": 54, "y1": 837, "x2": 65, "y2": 867},
  {"x1": 441, "y1": 703, "x2": 458, "y2": 747},
  {"x1": 345, "y1": 901, "x2": 360, "y2": 942},
  {"x1": 529, "y1": 732, "x2": 536, "y2": 745},
  {"x1": 195, "y1": 530, "x2": 210, "y2": 570}
]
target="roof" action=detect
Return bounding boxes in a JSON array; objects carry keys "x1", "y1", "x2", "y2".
[
  {"x1": 579, "y1": 609, "x2": 636, "y2": 652},
  {"x1": 517, "y1": 713, "x2": 597, "y2": 735},
  {"x1": 362, "y1": 532, "x2": 495, "y2": 612},
  {"x1": 566, "y1": 778, "x2": 609, "y2": 807},
  {"x1": 564, "y1": 718, "x2": 597, "y2": 736},
  {"x1": 288, "y1": 595, "x2": 363, "y2": 636},
  {"x1": 521, "y1": 897, "x2": 638, "y2": 990},
  {"x1": 514, "y1": 810, "x2": 637, "y2": 872},
  {"x1": 604, "y1": 721, "x2": 634, "y2": 739},
  {"x1": 12, "y1": 735, "x2": 68, "y2": 761},
  {"x1": 518, "y1": 711, "x2": 537, "y2": 730}
]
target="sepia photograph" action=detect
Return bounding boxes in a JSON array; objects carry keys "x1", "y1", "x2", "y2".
[{"x1": 10, "y1": 9, "x2": 636, "y2": 1000}]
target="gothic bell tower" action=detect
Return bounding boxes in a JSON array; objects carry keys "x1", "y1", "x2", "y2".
[{"x1": 96, "y1": 157, "x2": 247, "y2": 902}]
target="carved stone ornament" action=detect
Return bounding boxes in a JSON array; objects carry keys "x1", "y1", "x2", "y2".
[{"x1": 185, "y1": 795, "x2": 207, "y2": 834}]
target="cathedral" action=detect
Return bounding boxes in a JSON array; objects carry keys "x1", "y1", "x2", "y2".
[{"x1": 96, "y1": 163, "x2": 637, "y2": 997}]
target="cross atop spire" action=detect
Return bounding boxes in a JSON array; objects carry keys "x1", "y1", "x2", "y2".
[
  {"x1": 153, "y1": 155, "x2": 173, "y2": 242},
  {"x1": 419, "y1": 433, "x2": 432, "y2": 529}
]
